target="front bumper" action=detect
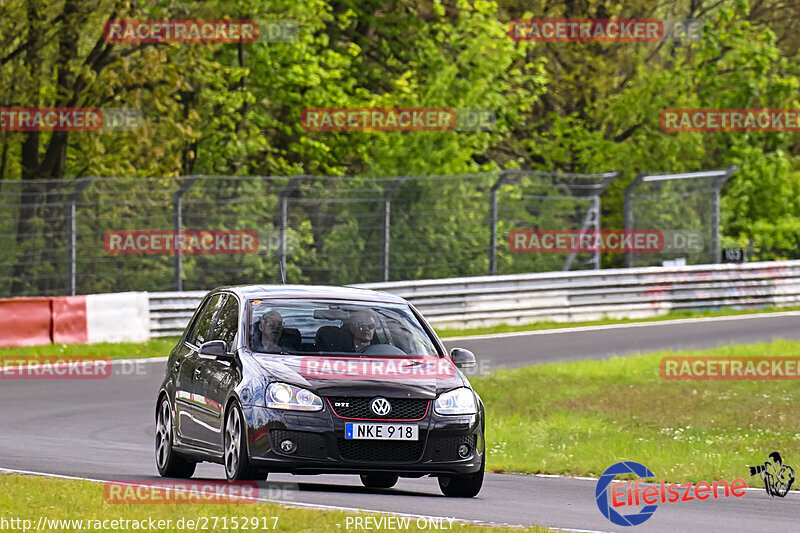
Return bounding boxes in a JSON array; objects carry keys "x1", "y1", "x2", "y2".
[{"x1": 242, "y1": 402, "x2": 484, "y2": 476}]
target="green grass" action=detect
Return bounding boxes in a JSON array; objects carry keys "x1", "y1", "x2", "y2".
[
  {"x1": 0, "y1": 337, "x2": 180, "y2": 359},
  {"x1": 436, "y1": 304, "x2": 800, "y2": 338},
  {"x1": 473, "y1": 338, "x2": 800, "y2": 484},
  {"x1": 0, "y1": 474, "x2": 551, "y2": 532}
]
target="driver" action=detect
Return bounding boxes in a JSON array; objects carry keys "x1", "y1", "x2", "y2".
[
  {"x1": 349, "y1": 310, "x2": 376, "y2": 352},
  {"x1": 254, "y1": 310, "x2": 285, "y2": 353}
]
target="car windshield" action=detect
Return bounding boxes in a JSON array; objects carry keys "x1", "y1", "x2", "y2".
[{"x1": 247, "y1": 299, "x2": 439, "y2": 356}]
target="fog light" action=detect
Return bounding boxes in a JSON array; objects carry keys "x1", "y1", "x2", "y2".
[
  {"x1": 280, "y1": 439, "x2": 296, "y2": 453},
  {"x1": 457, "y1": 444, "x2": 470, "y2": 458}
]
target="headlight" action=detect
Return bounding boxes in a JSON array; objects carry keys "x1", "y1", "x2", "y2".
[
  {"x1": 266, "y1": 382, "x2": 323, "y2": 411},
  {"x1": 434, "y1": 387, "x2": 477, "y2": 415}
]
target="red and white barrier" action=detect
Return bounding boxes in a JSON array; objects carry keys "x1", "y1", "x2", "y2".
[
  {"x1": 0, "y1": 292, "x2": 149, "y2": 347},
  {"x1": 0, "y1": 297, "x2": 53, "y2": 346},
  {"x1": 86, "y1": 292, "x2": 149, "y2": 344}
]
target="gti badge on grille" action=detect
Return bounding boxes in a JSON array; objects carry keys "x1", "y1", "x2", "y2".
[{"x1": 370, "y1": 397, "x2": 392, "y2": 416}]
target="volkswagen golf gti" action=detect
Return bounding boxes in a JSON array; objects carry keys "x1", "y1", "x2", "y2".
[{"x1": 155, "y1": 285, "x2": 485, "y2": 497}]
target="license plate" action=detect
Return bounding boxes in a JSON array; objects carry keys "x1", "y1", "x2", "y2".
[{"x1": 345, "y1": 422, "x2": 418, "y2": 441}]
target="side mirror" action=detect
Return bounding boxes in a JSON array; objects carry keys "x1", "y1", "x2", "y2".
[
  {"x1": 199, "y1": 340, "x2": 232, "y2": 360},
  {"x1": 450, "y1": 348, "x2": 476, "y2": 369}
]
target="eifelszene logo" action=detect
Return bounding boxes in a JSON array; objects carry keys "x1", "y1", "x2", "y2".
[
  {"x1": 596, "y1": 462, "x2": 658, "y2": 527},
  {"x1": 596, "y1": 461, "x2": 747, "y2": 526},
  {"x1": 748, "y1": 452, "x2": 795, "y2": 497}
]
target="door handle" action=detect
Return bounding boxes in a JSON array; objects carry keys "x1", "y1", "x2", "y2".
[
  {"x1": 174, "y1": 359, "x2": 181, "y2": 370},
  {"x1": 194, "y1": 367, "x2": 201, "y2": 377}
]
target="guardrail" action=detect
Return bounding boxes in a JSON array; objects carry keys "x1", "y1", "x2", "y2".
[
  {"x1": 148, "y1": 260, "x2": 800, "y2": 336},
  {"x1": 149, "y1": 291, "x2": 208, "y2": 337}
]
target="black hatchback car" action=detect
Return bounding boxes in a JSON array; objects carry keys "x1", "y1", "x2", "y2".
[{"x1": 155, "y1": 285, "x2": 485, "y2": 497}]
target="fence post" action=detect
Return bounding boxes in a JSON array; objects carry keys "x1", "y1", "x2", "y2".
[
  {"x1": 563, "y1": 195, "x2": 600, "y2": 271},
  {"x1": 66, "y1": 177, "x2": 94, "y2": 296},
  {"x1": 623, "y1": 173, "x2": 646, "y2": 269},
  {"x1": 172, "y1": 176, "x2": 200, "y2": 291},
  {"x1": 382, "y1": 176, "x2": 408, "y2": 282},
  {"x1": 279, "y1": 176, "x2": 302, "y2": 284},
  {"x1": 489, "y1": 170, "x2": 512, "y2": 275},
  {"x1": 711, "y1": 165, "x2": 739, "y2": 263},
  {"x1": 562, "y1": 171, "x2": 619, "y2": 271}
]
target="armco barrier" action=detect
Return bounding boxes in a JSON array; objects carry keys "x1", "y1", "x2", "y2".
[
  {"x1": 357, "y1": 261, "x2": 800, "y2": 328},
  {"x1": 148, "y1": 260, "x2": 800, "y2": 336},
  {"x1": 148, "y1": 291, "x2": 208, "y2": 337}
]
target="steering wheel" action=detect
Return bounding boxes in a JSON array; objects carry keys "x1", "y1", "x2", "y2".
[{"x1": 359, "y1": 344, "x2": 407, "y2": 356}]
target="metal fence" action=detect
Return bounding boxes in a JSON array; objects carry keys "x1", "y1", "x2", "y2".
[
  {"x1": 624, "y1": 166, "x2": 738, "y2": 267},
  {"x1": 0, "y1": 170, "x2": 623, "y2": 298},
  {"x1": 490, "y1": 169, "x2": 618, "y2": 273},
  {"x1": 148, "y1": 260, "x2": 800, "y2": 335}
]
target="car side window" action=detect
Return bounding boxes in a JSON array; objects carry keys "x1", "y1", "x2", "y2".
[
  {"x1": 188, "y1": 294, "x2": 225, "y2": 346},
  {"x1": 211, "y1": 295, "x2": 239, "y2": 352}
]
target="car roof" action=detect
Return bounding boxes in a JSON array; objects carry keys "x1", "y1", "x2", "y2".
[{"x1": 214, "y1": 284, "x2": 408, "y2": 305}]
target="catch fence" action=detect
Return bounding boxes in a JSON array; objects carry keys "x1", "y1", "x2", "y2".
[{"x1": 0, "y1": 171, "x2": 617, "y2": 297}]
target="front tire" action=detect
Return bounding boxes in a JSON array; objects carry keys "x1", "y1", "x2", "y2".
[
  {"x1": 224, "y1": 402, "x2": 264, "y2": 481},
  {"x1": 360, "y1": 473, "x2": 398, "y2": 489},
  {"x1": 155, "y1": 396, "x2": 196, "y2": 478},
  {"x1": 438, "y1": 456, "x2": 484, "y2": 497}
]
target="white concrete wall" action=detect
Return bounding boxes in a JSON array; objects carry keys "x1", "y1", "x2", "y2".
[{"x1": 87, "y1": 292, "x2": 150, "y2": 343}]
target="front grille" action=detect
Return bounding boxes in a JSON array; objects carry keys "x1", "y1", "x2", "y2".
[
  {"x1": 328, "y1": 397, "x2": 429, "y2": 420},
  {"x1": 337, "y1": 438, "x2": 425, "y2": 463},
  {"x1": 430, "y1": 435, "x2": 477, "y2": 462},
  {"x1": 269, "y1": 429, "x2": 328, "y2": 459}
]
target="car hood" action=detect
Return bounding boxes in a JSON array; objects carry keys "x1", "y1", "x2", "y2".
[{"x1": 249, "y1": 353, "x2": 467, "y2": 399}]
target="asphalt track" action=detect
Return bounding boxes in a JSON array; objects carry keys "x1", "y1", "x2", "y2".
[{"x1": 2, "y1": 312, "x2": 800, "y2": 532}]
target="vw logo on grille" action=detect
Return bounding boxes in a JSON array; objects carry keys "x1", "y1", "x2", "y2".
[{"x1": 370, "y1": 397, "x2": 392, "y2": 416}]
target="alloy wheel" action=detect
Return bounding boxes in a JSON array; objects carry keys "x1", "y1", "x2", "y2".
[
  {"x1": 224, "y1": 409, "x2": 241, "y2": 478},
  {"x1": 155, "y1": 399, "x2": 172, "y2": 470}
]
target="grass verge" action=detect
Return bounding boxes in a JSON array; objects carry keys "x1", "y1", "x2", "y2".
[
  {"x1": 0, "y1": 337, "x2": 180, "y2": 359},
  {"x1": 0, "y1": 474, "x2": 551, "y2": 532},
  {"x1": 473, "y1": 338, "x2": 800, "y2": 484},
  {"x1": 436, "y1": 305, "x2": 800, "y2": 338}
]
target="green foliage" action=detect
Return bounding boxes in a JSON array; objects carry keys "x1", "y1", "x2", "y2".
[{"x1": 1, "y1": 0, "x2": 799, "y2": 295}]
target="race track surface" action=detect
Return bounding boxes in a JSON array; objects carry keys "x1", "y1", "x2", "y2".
[{"x1": 2, "y1": 313, "x2": 800, "y2": 532}]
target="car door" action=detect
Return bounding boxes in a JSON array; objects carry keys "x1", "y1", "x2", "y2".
[
  {"x1": 194, "y1": 293, "x2": 240, "y2": 451},
  {"x1": 175, "y1": 293, "x2": 226, "y2": 444}
]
